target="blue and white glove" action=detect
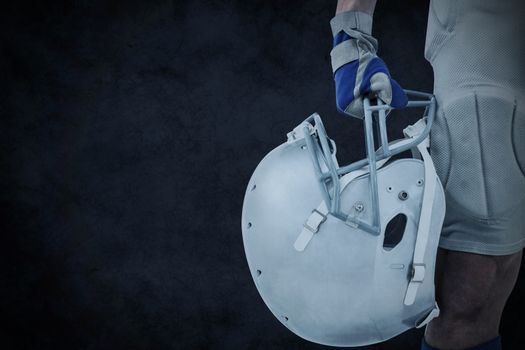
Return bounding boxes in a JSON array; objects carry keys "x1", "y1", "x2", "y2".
[{"x1": 330, "y1": 11, "x2": 407, "y2": 118}]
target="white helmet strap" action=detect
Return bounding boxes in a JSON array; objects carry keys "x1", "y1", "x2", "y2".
[{"x1": 402, "y1": 119, "x2": 439, "y2": 306}]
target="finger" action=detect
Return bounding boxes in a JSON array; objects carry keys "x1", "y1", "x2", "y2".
[{"x1": 334, "y1": 60, "x2": 359, "y2": 114}]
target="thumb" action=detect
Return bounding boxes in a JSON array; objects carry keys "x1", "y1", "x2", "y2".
[{"x1": 369, "y1": 72, "x2": 392, "y2": 105}]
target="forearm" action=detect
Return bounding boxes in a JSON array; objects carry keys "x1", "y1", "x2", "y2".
[{"x1": 336, "y1": 0, "x2": 377, "y2": 14}]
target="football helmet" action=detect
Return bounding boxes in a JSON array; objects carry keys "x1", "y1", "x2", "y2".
[{"x1": 241, "y1": 91, "x2": 446, "y2": 347}]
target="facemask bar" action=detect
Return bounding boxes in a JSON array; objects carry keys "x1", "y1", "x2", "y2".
[{"x1": 301, "y1": 90, "x2": 436, "y2": 235}]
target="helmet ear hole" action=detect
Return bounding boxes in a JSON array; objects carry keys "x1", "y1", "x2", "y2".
[{"x1": 383, "y1": 213, "x2": 407, "y2": 251}]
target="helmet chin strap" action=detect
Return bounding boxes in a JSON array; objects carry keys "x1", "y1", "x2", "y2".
[{"x1": 402, "y1": 119, "x2": 443, "y2": 307}]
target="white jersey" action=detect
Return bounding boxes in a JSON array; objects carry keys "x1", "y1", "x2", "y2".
[{"x1": 425, "y1": 0, "x2": 524, "y2": 99}]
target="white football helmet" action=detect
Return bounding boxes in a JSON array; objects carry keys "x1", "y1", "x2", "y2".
[{"x1": 241, "y1": 91, "x2": 446, "y2": 347}]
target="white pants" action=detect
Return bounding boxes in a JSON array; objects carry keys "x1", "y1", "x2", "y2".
[{"x1": 426, "y1": 0, "x2": 525, "y2": 255}]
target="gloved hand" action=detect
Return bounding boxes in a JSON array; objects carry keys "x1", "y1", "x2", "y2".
[{"x1": 330, "y1": 11, "x2": 407, "y2": 118}]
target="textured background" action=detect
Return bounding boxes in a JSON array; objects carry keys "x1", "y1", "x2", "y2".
[{"x1": 1, "y1": 0, "x2": 524, "y2": 349}]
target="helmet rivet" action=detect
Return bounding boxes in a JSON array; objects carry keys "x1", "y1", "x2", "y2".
[
  {"x1": 354, "y1": 202, "x2": 365, "y2": 212},
  {"x1": 417, "y1": 179, "x2": 424, "y2": 186},
  {"x1": 387, "y1": 186, "x2": 393, "y2": 192},
  {"x1": 398, "y1": 191, "x2": 409, "y2": 201}
]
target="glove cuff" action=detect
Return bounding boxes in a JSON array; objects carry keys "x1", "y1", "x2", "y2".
[
  {"x1": 330, "y1": 11, "x2": 377, "y2": 73},
  {"x1": 330, "y1": 11, "x2": 373, "y2": 37}
]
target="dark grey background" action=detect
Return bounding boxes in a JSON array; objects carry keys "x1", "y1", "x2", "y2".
[{"x1": 1, "y1": 0, "x2": 524, "y2": 349}]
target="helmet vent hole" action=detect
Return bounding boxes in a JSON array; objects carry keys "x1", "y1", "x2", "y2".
[
  {"x1": 383, "y1": 213, "x2": 407, "y2": 251},
  {"x1": 256, "y1": 269, "x2": 262, "y2": 276},
  {"x1": 247, "y1": 222, "x2": 252, "y2": 229},
  {"x1": 282, "y1": 316, "x2": 289, "y2": 322},
  {"x1": 251, "y1": 184, "x2": 257, "y2": 191}
]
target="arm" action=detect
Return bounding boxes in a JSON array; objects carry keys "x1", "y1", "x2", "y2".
[
  {"x1": 336, "y1": 0, "x2": 377, "y2": 15},
  {"x1": 331, "y1": 0, "x2": 407, "y2": 117}
]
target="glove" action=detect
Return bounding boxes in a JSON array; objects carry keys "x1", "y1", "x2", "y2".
[{"x1": 330, "y1": 11, "x2": 407, "y2": 118}]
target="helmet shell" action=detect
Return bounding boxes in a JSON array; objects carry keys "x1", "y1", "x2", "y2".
[{"x1": 241, "y1": 139, "x2": 445, "y2": 346}]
